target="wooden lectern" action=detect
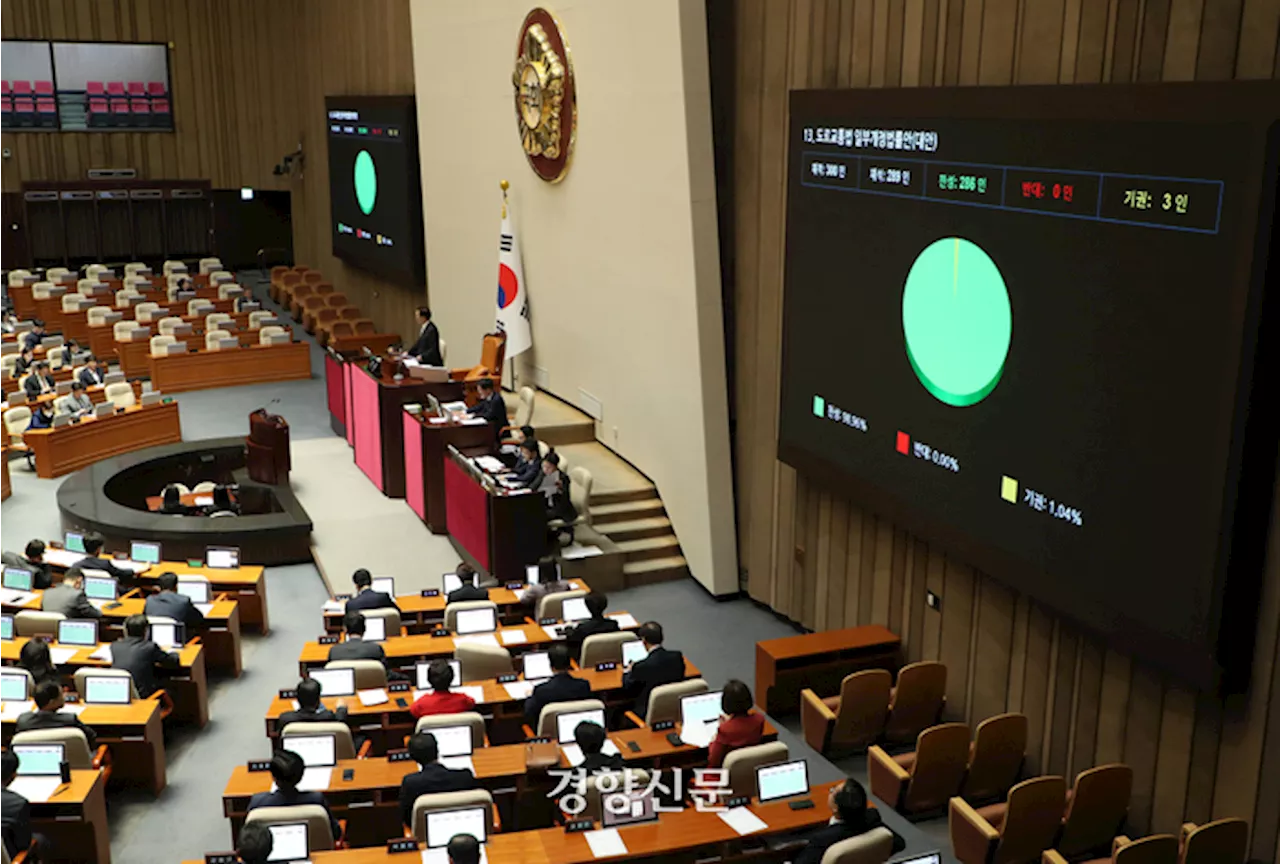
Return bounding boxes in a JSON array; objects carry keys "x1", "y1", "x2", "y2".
[{"x1": 246, "y1": 408, "x2": 290, "y2": 484}]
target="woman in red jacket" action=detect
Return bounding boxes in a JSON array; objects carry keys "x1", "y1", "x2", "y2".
[
  {"x1": 409, "y1": 659, "x2": 477, "y2": 718},
  {"x1": 708, "y1": 679, "x2": 766, "y2": 768}
]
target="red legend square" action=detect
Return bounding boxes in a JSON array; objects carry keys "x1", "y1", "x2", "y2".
[{"x1": 896, "y1": 431, "x2": 910, "y2": 454}]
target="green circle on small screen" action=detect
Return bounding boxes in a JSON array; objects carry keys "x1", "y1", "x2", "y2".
[
  {"x1": 902, "y1": 237, "x2": 1012, "y2": 407},
  {"x1": 354, "y1": 150, "x2": 377, "y2": 215}
]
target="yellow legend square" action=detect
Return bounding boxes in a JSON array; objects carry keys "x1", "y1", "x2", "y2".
[{"x1": 1001, "y1": 475, "x2": 1018, "y2": 503}]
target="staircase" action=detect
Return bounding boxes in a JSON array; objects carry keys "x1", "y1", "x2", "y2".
[{"x1": 589, "y1": 486, "x2": 689, "y2": 587}]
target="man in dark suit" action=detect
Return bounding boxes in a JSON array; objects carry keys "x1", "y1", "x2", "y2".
[
  {"x1": 111, "y1": 614, "x2": 181, "y2": 698},
  {"x1": 564, "y1": 592, "x2": 621, "y2": 658},
  {"x1": 0, "y1": 540, "x2": 52, "y2": 589},
  {"x1": 466, "y1": 378, "x2": 507, "y2": 444},
  {"x1": 793, "y1": 779, "x2": 905, "y2": 864},
  {"x1": 524, "y1": 643, "x2": 591, "y2": 726},
  {"x1": 346, "y1": 569, "x2": 400, "y2": 614},
  {"x1": 1, "y1": 751, "x2": 31, "y2": 861},
  {"x1": 398, "y1": 731, "x2": 478, "y2": 828},
  {"x1": 511, "y1": 439, "x2": 543, "y2": 485},
  {"x1": 21, "y1": 360, "x2": 55, "y2": 399},
  {"x1": 20, "y1": 320, "x2": 46, "y2": 353},
  {"x1": 16, "y1": 681, "x2": 98, "y2": 749},
  {"x1": 404, "y1": 306, "x2": 443, "y2": 366},
  {"x1": 277, "y1": 677, "x2": 348, "y2": 730},
  {"x1": 40, "y1": 569, "x2": 102, "y2": 619},
  {"x1": 446, "y1": 564, "x2": 489, "y2": 603},
  {"x1": 575, "y1": 720, "x2": 625, "y2": 774},
  {"x1": 327, "y1": 611, "x2": 387, "y2": 665},
  {"x1": 446, "y1": 836, "x2": 481, "y2": 864},
  {"x1": 621, "y1": 621, "x2": 685, "y2": 717},
  {"x1": 247, "y1": 750, "x2": 342, "y2": 841},
  {"x1": 143, "y1": 571, "x2": 206, "y2": 631},
  {"x1": 73, "y1": 532, "x2": 138, "y2": 584},
  {"x1": 78, "y1": 355, "x2": 106, "y2": 388},
  {"x1": 235, "y1": 823, "x2": 274, "y2": 864}
]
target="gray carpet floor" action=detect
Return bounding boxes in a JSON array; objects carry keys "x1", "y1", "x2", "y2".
[{"x1": 0, "y1": 272, "x2": 956, "y2": 863}]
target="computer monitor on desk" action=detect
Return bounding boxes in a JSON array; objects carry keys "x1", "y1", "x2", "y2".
[
  {"x1": 266, "y1": 822, "x2": 310, "y2": 864},
  {"x1": 206, "y1": 546, "x2": 239, "y2": 569},
  {"x1": 442, "y1": 573, "x2": 462, "y2": 594},
  {"x1": 455, "y1": 607, "x2": 496, "y2": 635},
  {"x1": 521, "y1": 651, "x2": 552, "y2": 681},
  {"x1": 756, "y1": 759, "x2": 811, "y2": 803},
  {"x1": 282, "y1": 733, "x2": 337, "y2": 769},
  {"x1": 2, "y1": 568, "x2": 33, "y2": 591},
  {"x1": 425, "y1": 806, "x2": 488, "y2": 850},
  {"x1": 561, "y1": 597, "x2": 590, "y2": 623},
  {"x1": 371, "y1": 576, "x2": 395, "y2": 596},
  {"x1": 149, "y1": 621, "x2": 185, "y2": 649},
  {"x1": 55, "y1": 380, "x2": 72, "y2": 395},
  {"x1": 601, "y1": 790, "x2": 659, "y2": 828},
  {"x1": 265, "y1": 332, "x2": 291, "y2": 346},
  {"x1": 308, "y1": 667, "x2": 356, "y2": 697},
  {"x1": 0, "y1": 669, "x2": 27, "y2": 701},
  {"x1": 556, "y1": 708, "x2": 606, "y2": 744},
  {"x1": 103, "y1": 371, "x2": 125, "y2": 386},
  {"x1": 216, "y1": 337, "x2": 239, "y2": 350},
  {"x1": 13, "y1": 744, "x2": 64, "y2": 776},
  {"x1": 93, "y1": 403, "x2": 114, "y2": 418},
  {"x1": 176, "y1": 579, "x2": 211, "y2": 604},
  {"x1": 0, "y1": 615, "x2": 13, "y2": 642},
  {"x1": 64, "y1": 531, "x2": 86, "y2": 554},
  {"x1": 362, "y1": 616, "x2": 387, "y2": 642},
  {"x1": 56, "y1": 619, "x2": 99, "y2": 647},
  {"x1": 131, "y1": 541, "x2": 162, "y2": 564},
  {"x1": 84, "y1": 675, "x2": 132, "y2": 705},
  {"x1": 83, "y1": 574, "x2": 118, "y2": 601}
]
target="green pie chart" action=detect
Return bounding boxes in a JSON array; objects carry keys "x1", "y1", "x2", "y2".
[
  {"x1": 354, "y1": 150, "x2": 377, "y2": 215},
  {"x1": 902, "y1": 237, "x2": 1011, "y2": 407}
]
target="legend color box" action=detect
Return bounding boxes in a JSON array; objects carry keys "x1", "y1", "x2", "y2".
[
  {"x1": 813, "y1": 395, "x2": 826, "y2": 417},
  {"x1": 1001, "y1": 475, "x2": 1018, "y2": 503},
  {"x1": 896, "y1": 431, "x2": 910, "y2": 454}
]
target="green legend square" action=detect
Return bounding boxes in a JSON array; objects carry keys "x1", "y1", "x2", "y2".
[
  {"x1": 1001, "y1": 475, "x2": 1018, "y2": 503},
  {"x1": 813, "y1": 395, "x2": 826, "y2": 417}
]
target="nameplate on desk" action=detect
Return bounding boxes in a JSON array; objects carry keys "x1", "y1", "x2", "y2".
[
  {"x1": 539, "y1": 617, "x2": 558, "y2": 626},
  {"x1": 387, "y1": 749, "x2": 413, "y2": 762},
  {"x1": 387, "y1": 838, "x2": 419, "y2": 854},
  {"x1": 247, "y1": 760, "x2": 272, "y2": 773},
  {"x1": 334, "y1": 593, "x2": 352, "y2": 601},
  {"x1": 278, "y1": 688, "x2": 296, "y2": 700},
  {"x1": 421, "y1": 589, "x2": 440, "y2": 597},
  {"x1": 497, "y1": 673, "x2": 518, "y2": 684},
  {"x1": 726, "y1": 795, "x2": 750, "y2": 809},
  {"x1": 652, "y1": 720, "x2": 676, "y2": 732},
  {"x1": 63, "y1": 692, "x2": 80, "y2": 704},
  {"x1": 595, "y1": 661, "x2": 617, "y2": 672},
  {"x1": 388, "y1": 681, "x2": 410, "y2": 693},
  {"x1": 186, "y1": 559, "x2": 203, "y2": 568},
  {"x1": 206, "y1": 854, "x2": 240, "y2": 864},
  {"x1": 565, "y1": 819, "x2": 595, "y2": 834},
  {"x1": 529, "y1": 736, "x2": 552, "y2": 744},
  {"x1": 318, "y1": 635, "x2": 339, "y2": 645},
  {"x1": 506, "y1": 581, "x2": 524, "y2": 590},
  {"x1": 431, "y1": 627, "x2": 449, "y2": 637}
]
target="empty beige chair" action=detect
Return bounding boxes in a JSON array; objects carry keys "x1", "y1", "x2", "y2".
[
  {"x1": 124, "y1": 262, "x2": 149, "y2": 276},
  {"x1": 950, "y1": 775, "x2": 1068, "y2": 864},
  {"x1": 163, "y1": 260, "x2": 187, "y2": 275},
  {"x1": 16, "y1": 610, "x2": 65, "y2": 637},
  {"x1": 61, "y1": 293, "x2": 87, "y2": 313},
  {"x1": 444, "y1": 600, "x2": 498, "y2": 632},
  {"x1": 723, "y1": 741, "x2": 790, "y2": 797},
  {"x1": 46, "y1": 267, "x2": 72, "y2": 282},
  {"x1": 209, "y1": 270, "x2": 233, "y2": 285},
  {"x1": 281, "y1": 721, "x2": 362, "y2": 760},
  {"x1": 580, "y1": 769, "x2": 652, "y2": 822},
  {"x1": 86, "y1": 264, "x2": 111, "y2": 280},
  {"x1": 1, "y1": 355, "x2": 18, "y2": 379},
  {"x1": 884, "y1": 660, "x2": 947, "y2": 743},
  {"x1": 410, "y1": 790, "x2": 495, "y2": 844},
  {"x1": 1179, "y1": 818, "x2": 1249, "y2": 864},
  {"x1": 580, "y1": 631, "x2": 639, "y2": 666},
  {"x1": 158, "y1": 316, "x2": 185, "y2": 336},
  {"x1": 12, "y1": 729, "x2": 95, "y2": 769},
  {"x1": 32, "y1": 282, "x2": 59, "y2": 300},
  {"x1": 134, "y1": 302, "x2": 161, "y2": 322},
  {"x1": 206, "y1": 312, "x2": 232, "y2": 331},
  {"x1": 534, "y1": 698, "x2": 606, "y2": 738},
  {"x1": 549, "y1": 466, "x2": 593, "y2": 535},
  {"x1": 218, "y1": 282, "x2": 244, "y2": 299},
  {"x1": 638, "y1": 678, "x2": 707, "y2": 726},
  {"x1": 360, "y1": 606, "x2": 402, "y2": 636},
  {"x1": 191, "y1": 480, "x2": 218, "y2": 493},
  {"x1": 1054, "y1": 764, "x2": 1134, "y2": 861},
  {"x1": 187, "y1": 299, "x2": 214, "y2": 317},
  {"x1": 73, "y1": 668, "x2": 140, "y2": 700},
  {"x1": 113, "y1": 320, "x2": 139, "y2": 341},
  {"x1": 77, "y1": 278, "x2": 104, "y2": 294},
  {"x1": 7, "y1": 269, "x2": 32, "y2": 286},
  {"x1": 869, "y1": 722, "x2": 971, "y2": 815},
  {"x1": 456, "y1": 642, "x2": 514, "y2": 682},
  {"x1": 439, "y1": 337, "x2": 448, "y2": 363},
  {"x1": 511, "y1": 386, "x2": 536, "y2": 428},
  {"x1": 414, "y1": 711, "x2": 486, "y2": 747},
  {"x1": 244, "y1": 805, "x2": 336, "y2": 852},
  {"x1": 115, "y1": 289, "x2": 143, "y2": 309},
  {"x1": 963, "y1": 713, "x2": 1029, "y2": 804},
  {"x1": 87, "y1": 305, "x2": 115, "y2": 326},
  {"x1": 249, "y1": 310, "x2": 274, "y2": 329},
  {"x1": 3, "y1": 407, "x2": 32, "y2": 451},
  {"x1": 537, "y1": 589, "x2": 589, "y2": 621},
  {"x1": 198, "y1": 257, "x2": 222, "y2": 274},
  {"x1": 105, "y1": 381, "x2": 136, "y2": 409},
  {"x1": 258, "y1": 325, "x2": 286, "y2": 344},
  {"x1": 324, "y1": 659, "x2": 387, "y2": 690},
  {"x1": 821, "y1": 827, "x2": 896, "y2": 864},
  {"x1": 205, "y1": 329, "x2": 232, "y2": 350},
  {"x1": 46, "y1": 346, "x2": 67, "y2": 369},
  {"x1": 124, "y1": 274, "x2": 151, "y2": 291},
  {"x1": 1044, "y1": 834, "x2": 1179, "y2": 864}
]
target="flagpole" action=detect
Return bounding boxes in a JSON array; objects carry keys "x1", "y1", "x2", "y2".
[{"x1": 500, "y1": 179, "x2": 516, "y2": 393}]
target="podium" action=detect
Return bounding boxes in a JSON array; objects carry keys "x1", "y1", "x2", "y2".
[{"x1": 246, "y1": 409, "x2": 290, "y2": 484}]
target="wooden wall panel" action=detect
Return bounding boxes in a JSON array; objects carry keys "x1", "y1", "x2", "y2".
[{"x1": 724, "y1": 0, "x2": 1280, "y2": 856}]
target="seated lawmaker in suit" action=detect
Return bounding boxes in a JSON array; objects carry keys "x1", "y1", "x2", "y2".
[
  {"x1": 792, "y1": 779, "x2": 905, "y2": 864},
  {"x1": 278, "y1": 677, "x2": 348, "y2": 729},
  {"x1": 21, "y1": 361, "x2": 56, "y2": 399},
  {"x1": 621, "y1": 621, "x2": 685, "y2": 716},
  {"x1": 16, "y1": 681, "x2": 98, "y2": 750},
  {"x1": 144, "y1": 571, "x2": 207, "y2": 631},
  {"x1": 409, "y1": 659, "x2": 476, "y2": 718},
  {"x1": 328, "y1": 611, "x2": 387, "y2": 665},
  {"x1": 236, "y1": 823, "x2": 274, "y2": 864},
  {"x1": 446, "y1": 565, "x2": 489, "y2": 604},
  {"x1": 19, "y1": 641, "x2": 61, "y2": 690},
  {"x1": 26, "y1": 403, "x2": 54, "y2": 430},
  {"x1": 707, "y1": 679, "x2": 766, "y2": 768},
  {"x1": 40, "y1": 569, "x2": 102, "y2": 619},
  {"x1": 73, "y1": 531, "x2": 138, "y2": 584},
  {"x1": 564, "y1": 593, "x2": 620, "y2": 656},
  {"x1": 398, "y1": 731, "x2": 479, "y2": 828},
  {"x1": 2, "y1": 539, "x2": 53, "y2": 589},
  {"x1": 576, "y1": 720, "x2": 625, "y2": 774},
  {"x1": 20, "y1": 321, "x2": 47, "y2": 352},
  {"x1": 78, "y1": 356, "x2": 106, "y2": 388},
  {"x1": 346, "y1": 569, "x2": 400, "y2": 614},
  {"x1": 61, "y1": 381, "x2": 94, "y2": 417},
  {"x1": 524, "y1": 643, "x2": 590, "y2": 725},
  {"x1": 248, "y1": 750, "x2": 342, "y2": 841},
  {"x1": 112, "y1": 614, "x2": 181, "y2": 698},
  {"x1": 403, "y1": 306, "x2": 443, "y2": 366},
  {"x1": 512, "y1": 439, "x2": 543, "y2": 487},
  {"x1": 159, "y1": 484, "x2": 200, "y2": 516},
  {"x1": 466, "y1": 378, "x2": 506, "y2": 443},
  {"x1": 1, "y1": 751, "x2": 33, "y2": 862}
]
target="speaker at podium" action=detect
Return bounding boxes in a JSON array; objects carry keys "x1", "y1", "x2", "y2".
[{"x1": 246, "y1": 408, "x2": 290, "y2": 484}]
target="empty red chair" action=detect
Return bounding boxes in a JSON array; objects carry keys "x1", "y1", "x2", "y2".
[
  {"x1": 107, "y1": 82, "x2": 126, "y2": 96},
  {"x1": 152, "y1": 98, "x2": 170, "y2": 115},
  {"x1": 87, "y1": 81, "x2": 106, "y2": 96},
  {"x1": 12, "y1": 81, "x2": 32, "y2": 96},
  {"x1": 14, "y1": 98, "x2": 34, "y2": 116},
  {"x1": 1, "y1": 97, "x2": 11, "y2": 115},
  {"x1": 131, "y1": 100, "x2": 150, "y2": 115},
  {"x1": 34, "y1": 80, "x2": 53, "y2": 96},
  {"x1": 128, "y1": 81, "x2": 145, "y2": 96},
  {"x1": 147, "y1": 81, "x2": 166, "y2": 96},
  {"x1": 36, "y1": 98, "x2": 55, "y2": 117},
  {"x1": 1, "y1": 82, "x2": 10, "y2": 95}
]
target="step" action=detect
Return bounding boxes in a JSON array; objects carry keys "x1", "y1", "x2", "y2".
[
  {"x1": 591, "y1": 487, "x2": 659, "y2": 507},
  {"x1": 589, "y1": 498, "x2": 666, "y2": 524},
  {"x1": 623, "y1": 555, "x2": 689, "y2": 586},
  {"x1": 614, "y1": 534, "x2": 682, "y2": 562},
  {"x1": 596, "y1": 516, "x2": 673, "y2": 543}
]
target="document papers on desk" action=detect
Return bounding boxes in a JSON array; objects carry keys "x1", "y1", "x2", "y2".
[
  {"x1": 89, "y1": 644, "x2": 113, "y2": 662},
  {"x1": 57, "y1": 704, "x2": 87, "y2": 716},
  {"x1": 475, "y1": 456, "x2": 506, "y2": 473},
  {"x1": 0, "y1": 589, "x2": 36, "y2": 606},
  {"x1": 438, "y1": 755, "x2": 474, "y2": 772},
  {"x1": 0, "y1": 700, "x2": 33, "y2": 720},
  {"x1": 281, "y1": 767, "x2": 332, "y2": 792},
  {"x1": 195, "y1": 603, "x2": 214, "y2": 616},
  {"x1": 718, "y1": 807, "x2": 768, "y2": 836},
  {"x1": 455, "y1": 686, "x2": 484, "y2": 704},
  {"x1": 49, "y1": 647, "x2": 79, "y2": 665},
  {"x1": 357, "y1": 688, "x2": 389, "y2": 707},
  {"x1": 499, "y1": 629, "x2": 528, "y2": 646},
  {"x1": 584, "y1": 828, "x2": 628, "y2": 859},
  {"x1": 607, "y1": 613, "x2": 639, "y2": 629},
  {"x1": 503, "y1": 681, "x2": 535, "y2": 700},
  {"x1": 453, "y1": 634, "x2": 499, "y2": 649},
  {"x1": 562, "y1": 739, "x2": 620, "y2": 768},
  {"x1": 7, "y1": 777, "x2": 62, "y2": 804}
]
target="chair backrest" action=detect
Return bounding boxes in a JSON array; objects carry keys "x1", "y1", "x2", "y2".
[
  {"x1": 410, "y1": 790, "x2": 494, "y2": 844},
  {"x1": 902, "y1": 722, "x2": 970, "y2": 813},
  {"x1": 1056, "y1": 763, "x2": 1134, "y2": 858},
  {"x1": 206, "y1": 312, "x2": 232, "y2": 330},
  {"x1": 73, "y1": 667, "x2": 140, "y2": 699},
  {"x1": 359, "y1": 606, "x2": 402, "y2": 636},
  {"x1": 12, "y1": 728, "x2": 93, "y2": 768},
  {"x1": 1112, "y1": 835, "x2": 1179, "y2": 864},
  {"x1": 302, "y1": 271, "x2": 324, "y2": 284},
  {"x1": 580, "y1": 769, "x2": 651, "y2": 822},
  {"x1": 443, "y1": 600, "x2": 497, "y2": 632},
  {"x1": 163, "y1": 259, "x2": 186, "y2": 275},
  {"x1": 158, "y1": 316, "x2": 184, "y2": 336},
  {"x1": 515, "y1": 385, "x2": 536, "y2": 427},
  {"x1": 115, "y1": 289, "x2": 142, "y2": 309},
  {"x1": 353, "y1": 319, "x2": 376, "y2": 335},
  {"x1": 135, "y1": 301, "x2": 160, "y2": 322},
  {"x1": 884, "y1": 660, "x2": 947, "y2": 743},
  {"x1": 32, "y1": 282, "x2": 56, "y2": 299},
  {"x1": 150, "y1": 334, "x2": 176, "y2": 356},
  {"x1": 3, "y1": 407, "x2": 31, "y2": 443},
  {"x1": 439, "y1": 337, "x2": 448, "y2": 363},
  {"x1": 244, "y1": 805, "x2": 335, "y2": 852},
  {"x1": 187, "y1": 299, "x2": 214, "y2": 316},
  {"x1": 205, "y1": 329, "x2": 231, "y2": 350},
  {"x1": 479, "y1": 332, "x2": 506, "y2": 372},
  {"x1": 0, "y1": 355, "x2": 17, "y2": 377},
  {"x1": 198, "y1": 257, "x2": 222, "y2": 274},
  {"x1": 249, "y1": 310, "x2": 273, "y2": 329},
  {"x1": 580, "y1": 630, "x2": 639, "y2": 666},
  {"x1": 7, "y1": 269, "x2": 31, "y2": 286},
  {"x1": 820, "y1": 826, "x2": 896, "y2": 864},
  {"x1": 646, "y1": 678, "x2": 708, "y2": 725},
  {"x1": 993, "y1": 775, "x2": 1068, "y2": 864},
  {"x1": 46, "y1": 346, "x2": 66, "y2": 369},
  {"x1": 831, "y1": 668, "x2": 892, "y2": 749},
  {"x1": 113, "y1": 320, "x2": 137, "y2": 340},
  {"x1": 86, "y1": 305, "x2": 113, "y2": 326},
  {"x1": 963, "y1": 712, "x2": 1028, "y2": 802},
  {"x1": 15, "y1": 610, "x2": 65, "y2": 637},
  {"x1": 723, "y1": 741, "x2": 790, "y2": 797},
  {"x1": 330, "y1": 321, "x2": 354, "y2": 339},
  {"x1": 537, "y1": 589, "x2": 589, "y2": 621},
  {"x1": 324, "y1": 659, "x2": 386, "y2": 690},
  {"x1": 282, "y1": 721, "x2": 358, "y2": 761},
  {"x1": 191, "y1": 480, "x2": 218, "y2": 493},
  {"x1": 1180, "y1": 818, "x2": 1249, "y2": 864},
  {"x1": 455, "y1": 642, "x2": 513, "y2": 682},
  {"x1": 568, "y1": 466, "x2": 592, "y2": 525},
  {"x1": 105, "y1": 381, "x2": 135, "y2": 408},
  {"x1": 125, "y1": 262, "x2": 148, "y2": 276},
  {"x1": 414, "y1": 711, "x2": 486, "y2": 747},
  {"x1": 62, "y1": 293, "x2": 85, "y2": 312},
  {"x1": 209, "y1": 270, "x2": 233, "y2": 285},
  {"x1": 537, "y1": 698, "x2": 607, "y2": 738},
  {"x1": 259, "y1": 325, "x2": 286, "y2": 344},
  {"x1": 77, "y1": 278, "x2": 102, "y2": 293},
  {"x1": 47, "y1": 267, "x2": 72, "y2": 281}
]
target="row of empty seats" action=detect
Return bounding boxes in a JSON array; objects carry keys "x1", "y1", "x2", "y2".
[
  {"x1": 268, "y1": 265, "x2": 385, "y2": 345},
  {"x1": 1, "y1": 81, "x2": 167, "y2": 96}
]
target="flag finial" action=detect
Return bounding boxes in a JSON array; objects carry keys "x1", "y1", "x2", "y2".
[{"x1": 500, "y1": 179, "x2": 509, "y2": 217}]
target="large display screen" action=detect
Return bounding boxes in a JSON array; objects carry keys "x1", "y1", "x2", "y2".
[
  {"x1": 325, "y1": 96, "x2": 426, "y2": 286},
  {"x1": 779, "y1": 84, "x2": 1279, "y2": 688}
]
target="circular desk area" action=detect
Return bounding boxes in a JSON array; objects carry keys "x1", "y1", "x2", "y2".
[{"x1": 56, "y1": 437, "x2": 313, "y2": 565}]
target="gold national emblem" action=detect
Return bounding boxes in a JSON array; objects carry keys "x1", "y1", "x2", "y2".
[{"x1": 513, "y1": 8, "x2": 576, "y2": 182}]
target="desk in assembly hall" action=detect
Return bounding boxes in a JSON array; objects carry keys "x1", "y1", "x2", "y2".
[
  {"x1": 446, "y1": 449, "x2": 546, "y2": 582},
  {"x1": 16, "y1": 400, "x2": 182, "y2": 479},
  {"x1": 30, "y1": 769, "x2": 112, "y2": 864},
  {"x1": 403, "y1": 407, "x2": 493, "y2": 533},
  {"x1": 320, "y1": 580, "x2": 589, "y2": 634},
  {"x1": 148, "y1": 340, "x2": 311, "y2": 393},
  {"x1": 1, "y1": 445, "x2": 10, "y2": 499},
  {"x1": 755, "y1": 625, "x2": 900, "y2": 716},
  {"x1": 1, "y1": 380, "x2": 144, "y2": 415},
  {"x1": 91, "y1": 307, "x2": 251, "y2": 372}
]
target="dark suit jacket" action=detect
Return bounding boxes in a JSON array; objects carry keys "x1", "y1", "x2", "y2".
[
  {"x1": 247, "y1": 788, "x2": 341, "y2": 840},
  {"x1": 276, "y1": 703, "x2": 349, "y2": 731},
  {"x1": 22, "y1": 373, "x2": 55, "y2": 398},
  {"x1": 327, "y1": 638, "x2": 387, "y2": 664},
  {"x1": 15, "y1": 709, "x2": 97, "y2": 750},
  {"x1": 1, "y1": 788, "x2": 30, "y2": 858},
  {"x1": 514, "y1": 457, "x2": 541, "y2": 486},
  {"x1": 406, "y1": 321, "x2": 443, "y2": 366},
  {"x1": 78, "y1": 366, "x2": 106, "y2": 388},
  {"x1": 581, "y1": 752, "x2": 626, "y2": 773},
  {"x1": 21, "y1": 332, "x2": 45, "y2": 352},
  {"x1": 0, "y1": 553, "x2": 50, "y2": 590},
  {"x1": 144, "y1": 590, "x2": 205, "y2": 631},
  {"x1": 72, "y1": 555, "x2": 136, "y2": 583},
  {"x1": 40, "y1": 583, "x2": 101, "y2": 619},
  {"x1": 565, "y1": 615, "x2": 620, "y2": 656},
  {"x1": 622, "y1": 646, "x2": 685, "y2": 715},
  {"x1": 524, "y1": 672, "x2": 592, "y2": 725},
  {"x1": 467, "y1": 393, "x2": 507, "y2": 443},
  {"x1": 398, "y1": 763, "x2": 478, "y2": 827},
  {"x1": 446, "y1": 584, "x2": 489, "y2": 604},
  {"x1": 346, "y1": 589, "x2": 400, "y2": 615},
  {"x1": 793, "y1": 810, "x2": 905, "y2": 864},
  {"x1": 111, "y1": 636, "x2": 180, "y2": 698}
]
